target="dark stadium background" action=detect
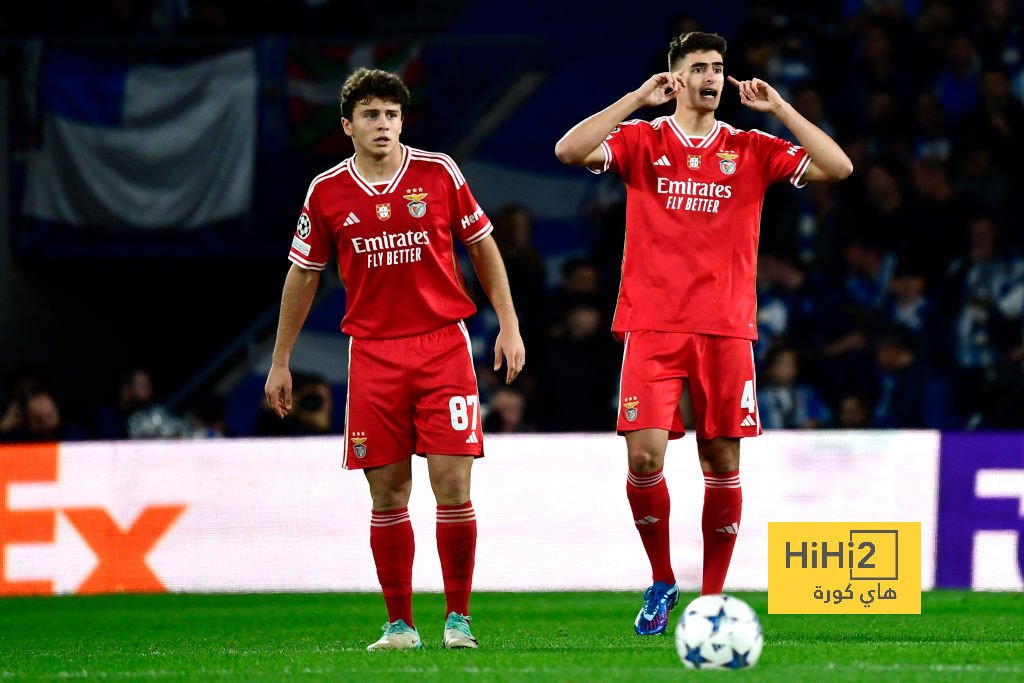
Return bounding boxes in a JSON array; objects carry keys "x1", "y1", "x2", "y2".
[{"x1": 2, "y1": 0, "x2": 1023, "y2": 442}]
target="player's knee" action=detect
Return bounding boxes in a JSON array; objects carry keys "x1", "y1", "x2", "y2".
[
  {"x1": 627, "y1": 446, "x2": 664, "y2": 474},
  {"x1": 697, "y1": 437, "x2": 739, "y2": 472},
  {"x1": 369, "y1": 481, "x2": 412, "y2": 510},
  {"x1": 431, "y1": 471, "x2": 471, "y2": 504}
]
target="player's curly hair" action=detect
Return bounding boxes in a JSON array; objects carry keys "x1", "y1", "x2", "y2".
[
  {"x1": 667, "y1": 32, "x2": 728, "y2": 70},
  {"x1": 338, "y1": 68, "x2": 410, "y2": 121}
]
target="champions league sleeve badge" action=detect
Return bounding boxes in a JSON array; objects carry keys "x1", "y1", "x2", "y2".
[
  {"x1": 716, "y1": 151, "x2": 739, "y2": 175},
  {"x1": 296, "y1": 213, "x2": 311, "y2": 238},
  {"x1": 403, "y1": 188, "x2": 428, "y2": 218}
]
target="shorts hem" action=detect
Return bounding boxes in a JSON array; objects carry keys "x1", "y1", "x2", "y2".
[
  {"x1": 616, "y1": 425, "x2": 686, "y2": 440},
  {"x1": 415, "y1": 449, "x2": 484, "y2": 458},
  {"x1": 695, "y1": 429, "x2": 761, "y2": 440},
  {"x1": 343, "y1": 453, "x2": 412, "y2": 471}
]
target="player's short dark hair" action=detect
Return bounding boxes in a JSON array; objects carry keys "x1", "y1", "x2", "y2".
[
  {"x1": 339, "y1": 68, "x2": 409, "y2": 121},
  {"x1": 667, "y1": 32, "x2": 727, "y2": 70}
]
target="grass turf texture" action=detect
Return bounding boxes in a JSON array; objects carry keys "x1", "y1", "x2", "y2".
[{"x1": 2, "y1": 591, "x2": 1023, "y2": 680}]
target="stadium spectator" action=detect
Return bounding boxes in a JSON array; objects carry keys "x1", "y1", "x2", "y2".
[
  {"x1": 961, "y1": 67, "x2": 1024, "y2": 182},
  {"x1": 482, "y1": 387, "x2": 531, "y2": 433},
  {"x1": 945, "y1": 215, "x2": 1024, "y2": 417},
  {"x1": 871, "y1": 325, "x2": 957, "y2": 428},
  {"x1": 935, "y1": 34, "x2": 982, "y2": 121},
  {"x1": 906, "y1": 156, "x2": 968, "y2": 275},
  {"x1": 911, "y1": 92, "x2": 953, "y2": 160},
  {"x1": 836, "y1": 393, "x2": 873, "y2": 429},
  {"x1": 757, "y1": 345, "x2": 831, "y2": 430},
  {"x1": 882, "y1": 259, "x2": 943, "y2": 365},
  {"x1": 185, "y1": 392, "x2": 228, "y2": 438},
  {"x1": 95, "y1": 368, "x2": 156, "y2": 440},
  {"x1": 1, "y1": 383, "x2": 82, "y2": 443},
  {"x1": 490, "y1": 204, "x2": 546, "y2": 343},
  {"x1": 535, "y1": 297, "x2": 620, "y2": 431},
  {"x1": 252, "y1": 372, "x2": 334, "y2": 436}
]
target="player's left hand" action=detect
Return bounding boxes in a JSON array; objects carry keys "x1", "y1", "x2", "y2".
[
  {"x1": 727, "y1": 76, "x2": 784, "y2": 115},
  {"x1": 494, "y1": 328, "x2": 525, "y2": 385}
]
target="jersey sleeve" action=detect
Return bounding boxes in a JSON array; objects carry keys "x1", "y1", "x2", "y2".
[
  {"x1": 444, "y1": 157, "x2": 493, "y2": 245},
  {"x1": 288, "y1": 181, "x2": 332, "y2": 271},
  {"x1": 589, "y1": 119, "x2": 644, "y2": 178},
  {"x1": 751, "y1": 129, "x2": 812, "y2": 188}
]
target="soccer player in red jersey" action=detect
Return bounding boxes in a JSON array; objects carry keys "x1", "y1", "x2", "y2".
[
  {"x1": 265, "y1": 68, "x2": 525, "y2": 650},
  {"x1": 555, "y1": 32, "x2": 852, "y2": 634}
]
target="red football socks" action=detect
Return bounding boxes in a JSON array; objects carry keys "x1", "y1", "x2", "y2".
[
  {"x1": 370, "y1": 508, "x2": 415, "y2": 627},
  {"x1": 701, "y1": 470, "x2": 742, "y2": 595},
  {"x1": 626, "y1": 468, "x2": 675, "y2": 585},
  {"x1": 436, "y1": 500, "x2": 477, "y2": 617}
]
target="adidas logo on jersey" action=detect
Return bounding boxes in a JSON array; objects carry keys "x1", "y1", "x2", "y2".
[
  {"x1": 653, "y1": 155, "x2": 671, "y2": 166},
  {"x1": 740, "y1": 415, "x2": 756, "y2": 427},
  {"x1": 715, "y1": 523, "x2": 739, "y2": 534},
  {"x1": 465, "y1": 433, "x2": 478, "y2": 444},
  {"x1": 343, "y1": 212, "x2": 360, "y2": 226},
  {"x1": 635, "y1": 516, "x2": 660, "y2": 525}
]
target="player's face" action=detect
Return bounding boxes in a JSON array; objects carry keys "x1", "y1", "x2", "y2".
[
  {"x1": 342, "y1": 96, "x2": 404, "y2": 158},
  {"x1": 672, "y1": 50, "x2": 724, "y2": 112}
]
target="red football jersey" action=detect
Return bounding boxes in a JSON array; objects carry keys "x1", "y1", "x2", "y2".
[
  {"x1": 595, "y1": 117, "x2": 811, "y2": 340},
  {"x1": 289, "y1": 145, "x2": 492, "y2": 339}
]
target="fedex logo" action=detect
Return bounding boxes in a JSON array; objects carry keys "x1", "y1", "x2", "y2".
[
  {"x1": 935, "y1": 434, "x2": 1024, "y2": 589},
  {"x1": 1, "y1": 445, "x2": 185, "y2": 595}
]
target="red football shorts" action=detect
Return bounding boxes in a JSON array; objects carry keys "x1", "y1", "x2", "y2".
[
  {"x1": 343, "y1": 320, "x2": 484, "y2": 470},
  {"x1": 617, "y1": 330, "x2": 761, "y2": 440}
]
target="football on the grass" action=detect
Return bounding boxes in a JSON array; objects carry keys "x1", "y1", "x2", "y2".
[{"x1": 675, "y1": 593, "x2": 763, "y2": 670}]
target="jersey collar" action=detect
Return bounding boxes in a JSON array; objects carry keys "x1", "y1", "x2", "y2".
[
  {"x1": 665, "y1": 118, "x2": 722, "y2": 149},
  {"x1": 348, "y1": 144, "x2": 411, "y2": 196}
]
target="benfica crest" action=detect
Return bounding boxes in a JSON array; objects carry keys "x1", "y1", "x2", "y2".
[
  {"x1": 716, "y1": 151, "x2": 739, "y2": 175},
  {"x1": 403, "y1": 188, "x2": 428, "y2": 218},
  {"x1": 351, "y1": 432, "x2": 367, "y2": 459},
  {"x1": 375, "y1": 203, "x2": 391, "y2": 221},
  {"x1": 687, "y1": 155, "x2": 702, "y2": 170},
  {"x1": 623, "y1": 396, "x2": 640, "y2": 422}
]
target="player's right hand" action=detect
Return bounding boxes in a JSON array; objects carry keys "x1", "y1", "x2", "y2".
[
  {"x1": 634, "y1": 72, "x2": 682, "y2": 108},
  {"x1": 264, "y1": 366, "x2": 293, "y2": 418}
]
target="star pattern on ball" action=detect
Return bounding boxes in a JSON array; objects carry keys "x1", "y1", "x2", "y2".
[
  {"x1": 683, "y1": 643, "x2": 710, "y2": 668},
  {"x1": 705, "y1": 606, "x2": 728, "y2": 633},
  {"x1": 726, "y1": 649, "x2": 751, "y2": 669}
]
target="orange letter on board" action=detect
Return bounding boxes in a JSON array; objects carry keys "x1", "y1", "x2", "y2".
[
  {"x1": 0, "y1": 444, "x2": 58, "y2": 596},
  {"x1": 64, "y1": 505, "x2": 186, "y2": 594}
]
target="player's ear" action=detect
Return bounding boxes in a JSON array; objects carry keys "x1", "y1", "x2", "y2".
[{"x1": 341, "y1": 117, "x2": 353, "y2": 137}]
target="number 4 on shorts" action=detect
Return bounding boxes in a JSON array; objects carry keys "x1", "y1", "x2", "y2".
[{"x1": 740, "y1": 380, "x2": 756, "y2": 414}]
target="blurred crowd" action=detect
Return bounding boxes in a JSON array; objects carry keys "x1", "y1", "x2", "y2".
[{"x1": 4, "y1": 1, "x2": 1024, "y2": 441}]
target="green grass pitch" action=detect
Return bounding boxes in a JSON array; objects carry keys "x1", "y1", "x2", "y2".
[{"x1": 3, "y1": 591, "x2": 1023, "y2": 680}]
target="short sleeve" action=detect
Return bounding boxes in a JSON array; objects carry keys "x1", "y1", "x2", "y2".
[
  {"x1": 444, "y1": 158, "x2": 492, "y2": 245},
  {"x1": 751, "y1": 129, "x2": 811, "y2": 188},
  {"x1": 589, "y1": 119, "x2": 644, "y2": 178},
  {"x1": 288, "y1": 182, "x2": 332, "y2": 271}
]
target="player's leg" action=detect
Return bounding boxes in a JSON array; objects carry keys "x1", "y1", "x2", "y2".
[
  {"x1": 688, "y1": 335, "x2": 757, "y2": 596},
  {"x1": 412, "y1": 321, "x2": 483, "y2": 649},
  {"x1": 427, "y1": 453, "x2": 478, "y2": 649},
  {"x1": 618, "y1": 331, "x2": 688, "y2": 635},
  {"x1": 346, "y1": 335, "x2": 421, "y2": 650},
  {"x1": 696, "y1": 437, "x2": 742, "y2": 595},
  {"x1": 364, "y1": 458, "x2": 421, "y2": 650},
  {"x1": 626, "y1": 428, "x2": 680, "y2": 634},
  {"x1": 625, "y1": 428, "x2": 673, "y2": 582}
]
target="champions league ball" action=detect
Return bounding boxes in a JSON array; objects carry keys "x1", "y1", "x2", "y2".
[{"x1": 675, "y1": 594, "x2": 763, "y2": 670}]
